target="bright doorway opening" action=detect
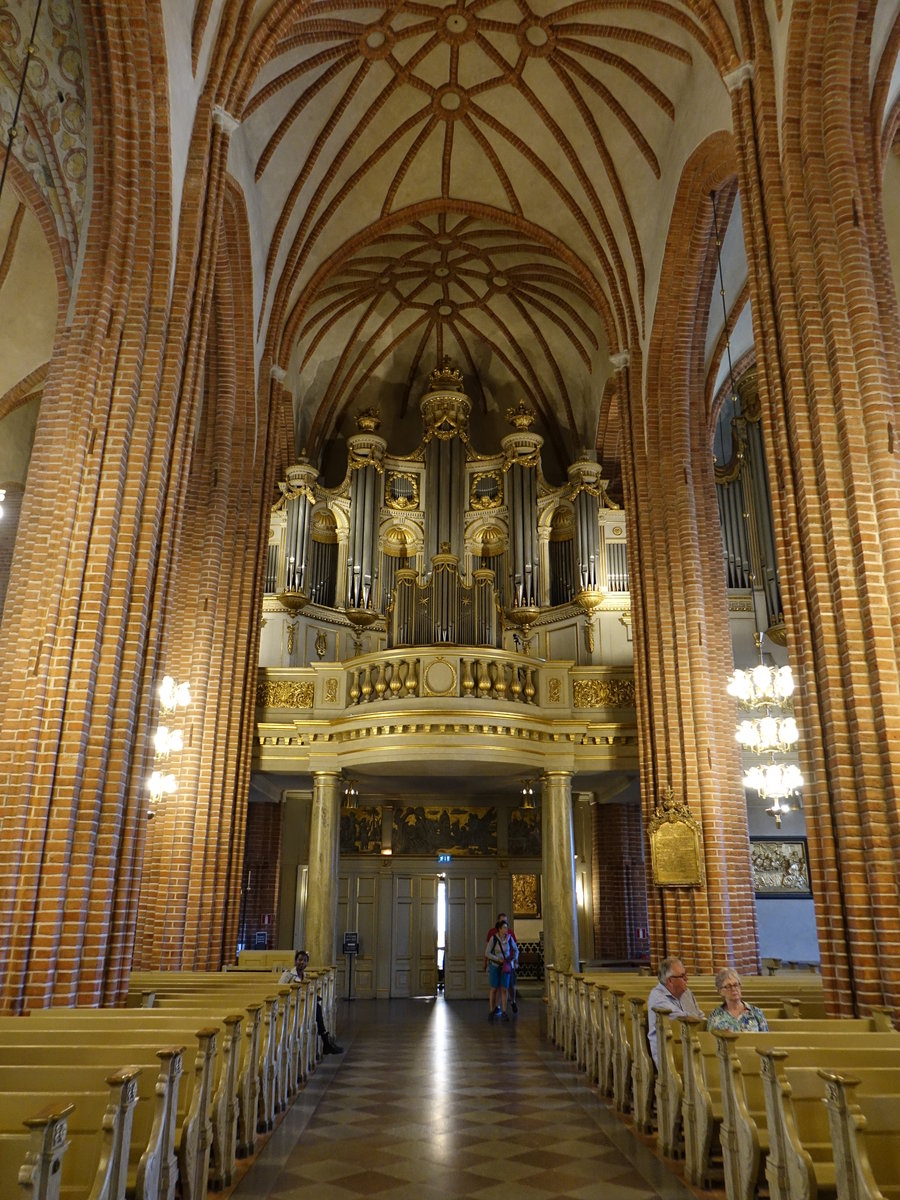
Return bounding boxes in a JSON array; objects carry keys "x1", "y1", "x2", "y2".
[{"x1": 436, "y1": 874, "x2": 447, "y2": 993}]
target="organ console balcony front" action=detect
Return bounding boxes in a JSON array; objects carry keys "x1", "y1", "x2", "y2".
[{"x1": 255, "y1": 362, "x2": 635, "y2": 775}]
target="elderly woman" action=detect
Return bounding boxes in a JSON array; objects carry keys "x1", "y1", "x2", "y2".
[{"x1": 706, "y1": 969, "x2": 769, "y2": 1032}]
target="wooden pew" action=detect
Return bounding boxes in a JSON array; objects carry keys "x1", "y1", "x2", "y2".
[
  {"x1": 820, "y1": 1069, "x2": 900, "y2": 1200},
  {"x1": 0, "y1": 1100, "x2": 72, "y2": 1200},
  {"x1": 131, "y1": 968, "x2": 324, "y2": 1111},
  {"x1": 629, "y1": 997, "x2": 654, "y2": 1133},
  {"x1": 713, "y1": 1034, "x2": 900, "y2": 1200},
  {"x1": 0, "y1": 1068, "x2": 139, "y2": 1200},
  {"x1": 679, "y1": 1015, "x2": 896, "y2": 1192},
  {"x1": 760, "y1": 1052, "x2": 900, "y2": 1200},
  {"x1": 18, "y1": 1009, "x2": 244, "y2": 1190},
  {"x1": 0, "y1": 1055, "x2": 181, "y2": 1200},
  {"x1": 0, "y1": 1032, "x2": 215, "y2": 1200},
  {"x1": 138, "y1": 983, "x2": 287, "y2": 1132}
]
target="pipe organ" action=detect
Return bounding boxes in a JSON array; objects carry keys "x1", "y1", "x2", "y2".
[
  {"x1": 268, "y1": 360, "x2": 625, "y2": 651},
  {"x1": 714, "y1": 370, "x2": 783, "y2": 637}
]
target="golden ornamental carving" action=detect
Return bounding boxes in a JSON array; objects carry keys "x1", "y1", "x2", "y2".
[
  {"x1": 325, "y1": 677, "x2": 338, "y2": 702},
  {"x1": 347, "y1": 443, "x2": 385, "y2": 472},
  {"x1": 385, "y1": 471, "x2": 420, "y2": 510},
  {"x1": 421, "y1": 393, "x2": 471, "y2": 440},
  {"x1": 428, "y1": 356, "x2": 464, "y2": 392},
  {"x1": 257, "y1": 680, "x2": 315, "y2": 709},
  {"x1": 422, "y1": 656, "x2": 458, "y2": 697},
  {"x1": 647, "y1": 785, "x2": 705, "y2": 888},
  {"x1": 312, "y1": 509, "x2": 338, "y2": 543},
  {"x1": 355, "y1": 406, "x2": 381, "y2": 432},
  {"x1": 273, "y1": 479, "x2": 316, "y2": 510},
  {"x1": 548, "y1": 677, "x2": 562, "y2": 703},
  {"x1": 505, "y1": 399, "x2": 536, "y2": 430},
  {"x1": 470, "y1": 470, "x2": 503, "y2": 509},
  {"x1": 572, "y1": 678, "x2": 635, "y2": 708}
]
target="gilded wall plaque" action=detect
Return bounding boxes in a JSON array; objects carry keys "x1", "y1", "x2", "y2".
[{"x1": 648, "y1": 787, "x2": 704, "y2": 887}]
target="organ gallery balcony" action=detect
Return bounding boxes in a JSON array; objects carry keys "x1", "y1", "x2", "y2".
[{"x1": 253, "y1": 648, "x2": 637, "y2": 776}]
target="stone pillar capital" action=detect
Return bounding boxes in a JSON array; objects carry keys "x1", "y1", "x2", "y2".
[
  {"x1": 723, "y1": 61, "x2": 754, "y2": 93},
  {"x1": 212, "y1": 105, "x2": 240, "y2": 134}
]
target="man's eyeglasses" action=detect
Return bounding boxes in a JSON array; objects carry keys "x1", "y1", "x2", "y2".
[{"x1": 668, "y1": 972, "x2": 687, "y2": 980}]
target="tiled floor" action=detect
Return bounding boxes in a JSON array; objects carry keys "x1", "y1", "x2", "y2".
[{"x1": 233, "y1": 992, "x2": 697, "y2": 1199}]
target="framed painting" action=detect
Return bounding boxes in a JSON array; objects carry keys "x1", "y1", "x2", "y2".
[
  {"x1": 512, "y1": 873, "x2": 541, "y2": 918},
  {"x1": 750, "y1": 837, "x2": 812, "y2": 898}
]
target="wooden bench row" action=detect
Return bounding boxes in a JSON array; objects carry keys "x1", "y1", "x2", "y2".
[
  {"x1": 545, "y1": 967, "x2": 899, "y2": 1200},
  {"x1": 0, "y1": 965, "x2": 336, "y2": 1200}
]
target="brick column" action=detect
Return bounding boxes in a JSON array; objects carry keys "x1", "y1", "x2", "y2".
[
  {"x1": 619, "y1": 149, "x2": 760, "y2": 975},
  {"x1": 0, "y1": 9, "x2": 261, "y2": 1007},
  {"x1": 134, "y1": 196, "x2": 280, "y2": 970},
  {"x1": 541, "y1": 770, "x2": 579, "y2": 974},
  {"x1": 730, "y1": 5, "x2": 900, "y2": 1014}
]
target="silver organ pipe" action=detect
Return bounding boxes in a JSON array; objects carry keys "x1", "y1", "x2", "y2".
[
  {"x1": 573, "y1": 489, "x2": 600, "y2": 591},
  {"x1": 282, "y1": 461, "x2": 319, "y2": 593},
  {"x1": 347, "y1": 468, "x2": 363, "y2": 606},
  {"x1": 345, "y1": 426, "x2": 386, "y2": 608},
  {"x1": 508, "y1": 460, "x2": 540, "y2": 607}
]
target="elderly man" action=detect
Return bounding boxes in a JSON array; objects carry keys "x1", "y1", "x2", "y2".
[{"x1": 646, "y1": 956, "x2": 704, "y2": 1067}]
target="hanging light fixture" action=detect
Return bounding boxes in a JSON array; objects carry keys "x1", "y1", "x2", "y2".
[
  {"x1": 343, "y1": 779, "x2": 359, "y2": 807},
  {"x1": 148, "y1": 674, "x2": 191, "y2": 817},
  {"x1": 710, "y1": 188, "x2": 803, "y2": 823}
]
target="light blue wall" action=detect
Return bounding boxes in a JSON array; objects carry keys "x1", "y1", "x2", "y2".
[{"x1": 755, "y1": 897, "x2": 819, "y2": 963}]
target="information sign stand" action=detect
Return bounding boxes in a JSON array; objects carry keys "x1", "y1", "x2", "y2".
[{"x1": 342, "y1": 932, "x2": 359, "y2": 1001}]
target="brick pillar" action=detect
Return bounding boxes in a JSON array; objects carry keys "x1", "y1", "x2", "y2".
[
  {"x1": 134, "y1": 191, "x2": 279, "y2": 970},
  {"x1": 0, "y1": 9, "x2": 260, "y2": 1008},
  {"x1": 591, "y1": 800, "x2": 649, "y2": 964},
  {"x1": 619, "y1": 141, "x2": 760, "y2": 976},
  {"x1": 237, "y1": 800, "x2": 284, "y2": 951},
  {"x1": 730, "y1": 6, "x2": 900, "y2": 1014}
]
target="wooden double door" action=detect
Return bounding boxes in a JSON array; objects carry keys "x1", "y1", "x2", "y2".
[{"x1": 336, "y1": 863, "x2": 498, "y2": 999}]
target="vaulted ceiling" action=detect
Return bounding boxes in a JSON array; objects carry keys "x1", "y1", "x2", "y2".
[
  {"x1": 0, "y1": 0, "x2": 753, "y2": 475},
  {"x1": 235, "y1": 0, "x2": 742, "y2": 465}
]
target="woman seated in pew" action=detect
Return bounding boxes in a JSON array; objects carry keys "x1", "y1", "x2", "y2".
[{"x1": 706, "y1": 968, "x2": 769, "y2": 1033}]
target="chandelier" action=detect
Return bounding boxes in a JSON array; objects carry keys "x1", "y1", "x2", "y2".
[
  {"x1": 148, "y1": 675, "x2": 191, "y2": 816},
  {"x1": 727, "y1": 663, "x2": 795, "y2": 709},
  {"x1": 735, "y1": 714, "x2": 798, "y2": 754}
]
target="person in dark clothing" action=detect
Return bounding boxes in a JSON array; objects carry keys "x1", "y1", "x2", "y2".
[{"x1": 280, "y1": 949, "x2": 344, "y2": 1054}]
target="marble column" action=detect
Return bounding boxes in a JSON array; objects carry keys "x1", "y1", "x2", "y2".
[
  {"x1": 306, "y1": 771, "x2": 342, "y2": 966},
  {"x1": 541, "y1": 770, "x2": 579, "y2": 974}
]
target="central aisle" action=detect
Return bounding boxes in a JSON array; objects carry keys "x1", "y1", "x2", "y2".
[{"x1": 234, "y1": 995, "x2": 697, "y2": 1199}]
